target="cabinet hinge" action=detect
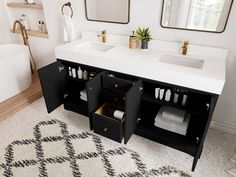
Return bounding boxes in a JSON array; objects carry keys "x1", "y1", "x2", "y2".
[
  {"x1": 58, "y1": 66, "x2": 65, "y2": 72},
  {"x1": 139, "y1": 87, "x2": 143, "y2": 92},
  {"x1": 63, "y1": 93, "x2": 68, "y2": 98}
]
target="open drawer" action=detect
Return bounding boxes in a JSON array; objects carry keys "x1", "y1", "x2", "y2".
[
  {"x1": 86, "y1": 72, "x2": 142, "y2": 144},
  {"x1": 93, "y1": 102, "x2": 125, "y2": 143}
]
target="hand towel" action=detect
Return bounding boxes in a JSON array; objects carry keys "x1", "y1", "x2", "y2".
[
  {"x1": 161, "y1": 106, "x2": 186, "y2": 122},
  {"x1": 62, "y1": 14, "x2": 75, "y2": 42}
]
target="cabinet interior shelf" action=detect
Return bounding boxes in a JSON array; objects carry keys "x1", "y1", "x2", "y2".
[
  {"x1": 11, "y1": 29, "x2": 48, "y2": 38},
  {"x1": 67, "y1": 77, "x2": 87, "y2": 84},
  {"x1": 7, "y1": 3, "x2": 43, "y2": 9},
  {"x1": 141, "y1": 93, "x2": 209, "y2": 117}
]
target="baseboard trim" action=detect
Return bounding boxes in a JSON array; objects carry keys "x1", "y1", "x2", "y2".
[{"x1": 210, "y1": 121, "x2": 236, "y2": 135}]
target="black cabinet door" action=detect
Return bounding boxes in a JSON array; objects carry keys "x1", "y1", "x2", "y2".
[
  {"x1": 124, "y1": 80, "x2": 142, "y2": 144},
  {"x1": 86, "y1": 72, "x2": 106, "y2": 129},
  {"x1": 38, "y1": 61, "x2": 67, "y2": 113}
]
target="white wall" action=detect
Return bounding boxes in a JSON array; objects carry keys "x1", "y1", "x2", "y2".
[
  {"x1": 86, "y1": 0, "x2": 128, "y2": 23},
  {"x1": 1, "y1": 0, "x2": 236, "y2": 133},
  {"x1": 0, "y1": 1, "x2": 12, "y2": 44}
]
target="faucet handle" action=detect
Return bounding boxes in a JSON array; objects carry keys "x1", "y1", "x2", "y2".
[
  {"x1": 97, "y1": 30, "x2": 107, "y2": 43},
  {"x1": 97, "y1": 30, "x2": 106, "y2": 37},
  {"x1": 183, "y1": 40, "x2": 189, "y2": 46}
]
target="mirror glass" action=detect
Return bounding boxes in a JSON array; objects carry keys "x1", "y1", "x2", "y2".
[
  {"x1": 85, "y1": 0, "x2": 130, "y2": 24},
  {"x1": 161, "y1": 0, "x2": 233, "y2": 33}
]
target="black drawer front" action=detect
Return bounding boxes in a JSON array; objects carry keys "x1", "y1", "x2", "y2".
[
  {"x1": 102, "y1": 75, "x2": 133, "y2": 93},
  {"x1": 93, "y1": 113, "x2": 123, "y2": 143}
]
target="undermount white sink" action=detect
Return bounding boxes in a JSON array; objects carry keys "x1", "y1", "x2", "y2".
[
  {"x1": 160, "y1": 55, "x2": 204, "y2": 69},
  {"x1": 77, "y1": 41, "x2": 114, "y2": 52}
]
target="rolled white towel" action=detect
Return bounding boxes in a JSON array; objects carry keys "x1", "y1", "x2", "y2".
[
  {"x1": 162, "y1": 106, "x2": 186, "y2": 122},
  {"x1": 113, "y1": 110, "x2": 125, "y2": 120}
]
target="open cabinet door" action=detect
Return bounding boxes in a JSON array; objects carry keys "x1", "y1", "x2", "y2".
[
  {"x1": 86, "y1": 71, "x2": 106, "y2": 129},
  {"x1": 124, "y1": 80, "x2": 142, "y2": 144},
  {"x1": 38, "y1": 61, "x2": 67, "y2": 113}
]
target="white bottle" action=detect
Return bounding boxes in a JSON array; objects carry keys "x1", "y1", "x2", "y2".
[
  {"x1": 165, "y1": 89, "x2": 171, "y2": 102},
  {"x1": 41, "y1": 21, "x2": 48, "y2": 33},
  {"x1": 72, "y1": 68, "x2": 76, "y2": 78},
  {"x1": 77, "y1": 67, "x2": 83, "y2": 79},
  {"x1": 159, "y1": 89, "x2": 165, "y2": 100},
  {"x1": 68, "y1": 67, "x2": 72, "y2": 77},
  {"x1": 27, "y1": 0, "x2": 35, "y2": 4},
  {"x1": 155, "y1": 88, "x2": 160, "y2": 99},
  {"x1": 173, "y1": 89, "x2": 180, "y2": 104},
  {"x1": 182, "y1": 91, "x2": 188, "y2": 106},
  {"x1": 83, "y1": 70, "x2": 89, "y2": 80}
]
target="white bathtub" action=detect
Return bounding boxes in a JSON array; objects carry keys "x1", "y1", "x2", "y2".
[{"x1": 0, "y1": 44, "x2": 32, "y2": 103}]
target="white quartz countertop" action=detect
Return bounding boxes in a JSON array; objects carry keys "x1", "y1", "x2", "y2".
[{"x1": 55, "y1": 34, "x2": 227, "y2": 95}]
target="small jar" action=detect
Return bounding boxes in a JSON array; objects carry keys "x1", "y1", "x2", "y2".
[{"x1": 89, "y1": 72, "x2": 96, "y2": 80}]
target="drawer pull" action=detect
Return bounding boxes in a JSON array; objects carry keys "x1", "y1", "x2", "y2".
[
  {"x1": 88, "y1": 87, "x2": 93, "y2": 91},
  {"x1": 104, "y1": 128, "x2": 108, "y2": 132},
  {"x1": 114, "y1": 84, "x2": 119, "y2": 88}
]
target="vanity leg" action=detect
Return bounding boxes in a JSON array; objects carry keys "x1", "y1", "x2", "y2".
[
  {"x1": 192, "y1": 156, "x2": 199, "y2": 171},
  {"x1": 192, "y1": 144, "x2": 203, "y2": 171},
  {"x1": 198, "y1": 145, "x2": 203, "y2": 159},
  {"x1": 89, "y1": 114, "x2": 93, "y2": 131}
]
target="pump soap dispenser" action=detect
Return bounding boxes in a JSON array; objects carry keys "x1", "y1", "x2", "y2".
[{"x1": 129, "y1": 31, "x2": 137, "y2": 49}]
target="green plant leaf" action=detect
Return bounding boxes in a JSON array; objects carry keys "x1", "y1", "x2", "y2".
[{"x1": 135, "y1": 27, "x2": 152, "y2": 41}]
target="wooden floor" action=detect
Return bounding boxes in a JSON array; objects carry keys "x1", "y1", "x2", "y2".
[{"x1": 0, "y1": 72, "x2": 43, "y2": 121}]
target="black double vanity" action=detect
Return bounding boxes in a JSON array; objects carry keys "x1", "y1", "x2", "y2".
[{"x1": 39, "y1": 59, "x2": 219, "y2": 171}]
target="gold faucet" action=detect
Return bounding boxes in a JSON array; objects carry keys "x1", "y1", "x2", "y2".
[
  {"x1": 12, "y1": 20, "x2": 37, "y2": 74},
  {"x1": 12, "y1": 20, "x2": 29, "y2": 46},
  {"x1": 181, "y1": 41, "x2": 189, "y2": 55},
  {"x1": 97, "y1": 30, "x2": 106, "y2": 43}
]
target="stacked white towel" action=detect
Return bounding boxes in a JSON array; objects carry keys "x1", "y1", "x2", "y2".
[
  {"x1": 154, "y1": 106, "x2": 190, "y2": 136},
  {"x1": 80, "y1": 89, "x2": 87, "y2": 101},
  {"x1": 162, "y1": 106, "x2": 186, "y2": 122}
]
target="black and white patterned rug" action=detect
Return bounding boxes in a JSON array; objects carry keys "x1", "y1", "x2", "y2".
[{"x1": 0, "y1": 119, "x2": 191, "y2": 177}]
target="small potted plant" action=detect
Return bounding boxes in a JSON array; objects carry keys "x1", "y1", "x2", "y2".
[{"x1": 135, "y1": 27, "x2": 152, "y2": 50}]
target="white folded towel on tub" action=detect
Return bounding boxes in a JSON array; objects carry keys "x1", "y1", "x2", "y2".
[{"x1": 62, "y1": 14, "x2": 75, "y2": 42}]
